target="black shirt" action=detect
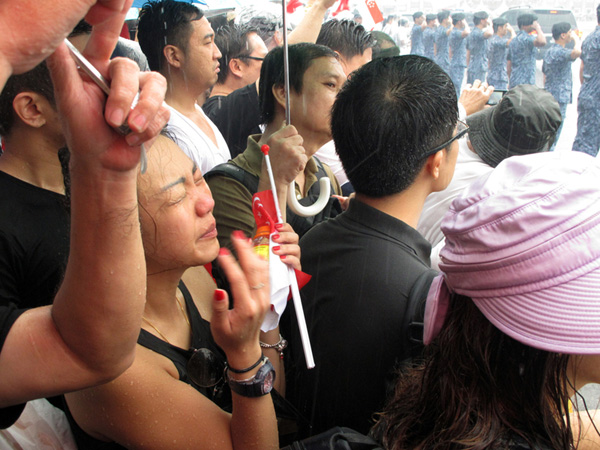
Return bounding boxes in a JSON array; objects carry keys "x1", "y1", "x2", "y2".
[
  {"x1": 202, "y1": 83, "x2": 262, "y2": 158},
  {"x1": 283, "y1": 199, "x2": 432, "y2": 437},
  {"x1": 0, "y1": 303, "x2": 26, "y2": 428},
  {"x1": 0, "y1": 171, "x2": 70, "y2": 308}
]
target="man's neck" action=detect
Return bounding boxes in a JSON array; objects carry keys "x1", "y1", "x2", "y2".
[
  {"x1": 354, "y1": 182, "x2": 432, "y2": 229},
  {"x1": 556, "y1": 39, "x2": 567, "y2": 48},
  {"x1": 209, "y1": 82, "x2": 234, "y2": 98},
  {"x1": 0, "y1": 134, "x2": 65, "y2": 194},
  {"x1": 164, "y1": 74, "x2": 208, "y2": 114}
]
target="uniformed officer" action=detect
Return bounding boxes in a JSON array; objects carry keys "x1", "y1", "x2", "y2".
[
  {"x1": 410, "y1": 11, "x2": 426, "y2": 56},
  {"x1": 466, "y1": 11, "x2": 492, "y2": 84},
  {"x1": 573, "y1": 5, "x2": 600, "y2": 157},
  {"x1": 543, "y1": 22, "x2": 581, "y2": 151},
  {"x1": 487, "y1": 18, "x2": 515, "y2": 89},
  {"x1": 435, "y1": 10, "x2": 452, "y2": 73},
  {"x1": 423, "y1": 14, "x2": 438, "y2": 60},
  {"x1": 449, "y1": 12, "x2": 470, "y2": 97},
  {"x1": 507, "y1": 13, "x2": 546, "y2": 88}
]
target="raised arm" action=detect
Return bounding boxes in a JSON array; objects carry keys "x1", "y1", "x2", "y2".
[
  {"x1": 288, "y1": 0, "x2": 336, "y2": 45},
  {"x1": 0, "y1": 4, "x2": 169, "y2": 407},
  {"x1": 533, "y1": 21, "x2": 546, "y2": 48}
]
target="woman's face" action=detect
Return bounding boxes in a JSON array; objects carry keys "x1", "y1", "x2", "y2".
[{"x1": 138, "y1": 136, "x2": 219, "y2": 273}]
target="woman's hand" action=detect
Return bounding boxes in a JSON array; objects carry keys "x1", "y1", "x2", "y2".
[
  {"x1": 211, "y1": 231, "x2": 269, "y2": 370},
  {"x1": 272, "y1": 222, "x2": 301, "y2": 270}
]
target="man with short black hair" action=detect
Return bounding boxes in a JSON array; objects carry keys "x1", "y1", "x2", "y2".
[
  {"x1": 410, "y1": 11, "x2": 426, "y2": 56},
  {"x1": 435, "y1": 10, "x2": 452, "y2": 73},
  {"x1": 543, "y1": 22, "x2": 581, "y2": 151},
  {"x1": 487, "y1": 17, "x2": 515, "y2": 89},
  {"x1": 507, "y1": 13, "x2": 546, "y2": 88},
  {"x1": 449, "y1": 13, "x2": 470, "y2": 97},
  {"x1": 573, "y1": 4, "x2": 600, "y2": 157},
  {"x1": 466, "y1": 11, "x2": 492, "y2": 84},
  {"x1": 138, "y1": 0, "x2": 230, "y2": 174},
  {"x1": 284, "y1": 55, "x2": 460, "y2": 437}
]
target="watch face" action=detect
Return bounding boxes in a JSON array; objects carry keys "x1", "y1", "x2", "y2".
[{"x1": 263, "y1": 371, "x2": 274, "y2": 392}]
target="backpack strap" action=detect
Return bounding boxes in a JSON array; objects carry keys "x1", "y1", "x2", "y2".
[
  {"x1": 204, "y1": 162, "x2": 260, "y2": 195},
  {"x1": 406, "y1": 268, "x2": 438, "y2": 358}
]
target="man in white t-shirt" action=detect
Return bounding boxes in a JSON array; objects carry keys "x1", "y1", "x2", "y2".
[
  {"x1": 418, "y1": 85, "x2": 562, "y2": 267},
  {"x1": 138, "y1": 0, "x2": 231, "y2": 174}
]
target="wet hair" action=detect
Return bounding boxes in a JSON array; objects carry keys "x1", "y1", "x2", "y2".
[
  {"x1": 473, "y1": 11, "x2": 489, "y2": 26},
  {"x1": 517, "y1": 13, "x2": 536, "y2": 28},
  {"x1": 425, "y1": 14, "x2": 437, "y2": 23},
  {"x1": 214, "y1": 24, "x2": 260, "y2": 84},
  {"x1": 493, "y1": 17, "x2": 508, "y2": 33},
  {"x1": 0, "y1": 61, "x2": 55, "y2": 136},
  {"x1": 552, "y1": 22, "x2": 572, "y2": 40},
  {"x1": 452, "y1": 13, "x2": 465, "y2": 25},
  {"x1": 137, "y1": 0, "x2": 204, "y2": 73},
  {"x1": 316, "y1": 20, "x2": 374, "y2": 62},
  {"x1": 331, "y1": 55, "x2": 457, "y2": 197},
  {"x1": 377, "y1": 294, "x2": 581, "y2": 450},
  {"x1": 413, "y1": 11, "x2": 424, "y2": 20},
  {"x1": 258, "y1": 43, "x2": 337, "y2": 125},
  {"x1": 437, "y1": 10, "x2": 450, "y2": 23}
]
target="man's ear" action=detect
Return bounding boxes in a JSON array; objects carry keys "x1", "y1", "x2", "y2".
[
  {"x1": 229, "y1": 58, "x2": 244, "y2": 79},
  {"x1": 12, "y1": 92, "x2": 48, "y2": 128},
  {"x1": 272, "y1": 83, "x2": 286, "y2": 108},
  {"x1": 425, "y1": 150, "x2": 444, "y2": 181},
  {"x1": 163, "y1": 44, "x2": 183, "y2": 68}
]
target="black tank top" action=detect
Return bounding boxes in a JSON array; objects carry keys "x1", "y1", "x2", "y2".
[{"x1": 65, "y1": 281, "x2": 231, "y2": 449}]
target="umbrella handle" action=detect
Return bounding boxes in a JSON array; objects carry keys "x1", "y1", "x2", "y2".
[{"x1": 287, "y1": 178, "x2": 331, "y2": 218}]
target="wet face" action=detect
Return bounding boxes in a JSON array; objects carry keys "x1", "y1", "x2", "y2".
[
  {"x1": 497, "y1": 24, "x2": 508, "y2": 37},
  {"x1": 415, "y1": 15, "x2": 425, "y2": 25},
  {"x1": 138, "y1": 136, "x2": 219, "y2": 274},
  {"x1": 238, "y1": 32, "x2": 268, "y2": 86},
  {"x1": 341, "y1": 47, "x2": 372, "y2": 77},
  {"x1": 288, "y1": 56, "x2": 346, "y2": 147},
  {"x1": 182, "y1": 17, "x2": 222, "y2": 91}
]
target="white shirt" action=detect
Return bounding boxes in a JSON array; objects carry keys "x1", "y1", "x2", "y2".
[
  {"x1": 166, "y1": 104, "x2": 231, "y2": 175},
  {"x1": 315, "y1": 140, "x2": 349, "y2": 187},
  {"x1": 417, "y1": 139, "x2": 492, "y2": 247}
]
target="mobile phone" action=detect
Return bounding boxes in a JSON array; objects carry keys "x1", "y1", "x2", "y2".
[
  {"x1": 64, "y1": 39, "x2": 148, "y2": 173},
  {"x1": 487, "y1": 89, "x2": 508, "y2": 106}
]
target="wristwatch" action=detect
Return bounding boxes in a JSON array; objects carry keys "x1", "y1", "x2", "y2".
[{"x1": 226, "y1": 357, "x2": 276, "y2": 397}]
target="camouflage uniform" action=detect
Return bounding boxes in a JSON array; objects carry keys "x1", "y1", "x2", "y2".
[
  {"x1": 487, "y1": 34, "x2": 510, "y2": 89},
  {"x1": 466, "y1": 27, "x2": 489, "y2": 84},
  {"x1": 508, "y1": 30, "x2": 537, "y2": 88},
  {"x1": 423, "y1": 26, "x2": 436, "y2": 60},
  {"x1": 410, "y1": 24, "x2": 425, "y2": 56},
  {"x1": 543, "y1": 43, "x2": 575, "y2": 151},
  {"x1": 449, "y1": 28, "x2": 468, "y2": 97},
  {"x1": 573, "y1": 26, "x2": 600, "y2": 157},
  {"x1": 435, "y1": 25, "x2": 451, "y2": 73}
]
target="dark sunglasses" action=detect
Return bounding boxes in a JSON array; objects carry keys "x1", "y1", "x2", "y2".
[
  {"x1": 186, "y1": 348, "x2": 225, "y2": 391},
  {"x1": 420, "y1": 120, "x2": 469, "y2": 160}
]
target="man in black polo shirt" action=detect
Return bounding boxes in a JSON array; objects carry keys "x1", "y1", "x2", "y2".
[{"x1": 283, "y1": 55, "x2": 461, "y2": 436}]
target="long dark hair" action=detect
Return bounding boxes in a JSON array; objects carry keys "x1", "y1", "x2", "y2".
[{"x1": 377, "y1": 295, "x2": 576, "y2": 450}]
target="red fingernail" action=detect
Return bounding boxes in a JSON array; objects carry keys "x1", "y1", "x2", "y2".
[
  {"x1": 275, "y1": 223, "x2": 283, "y2": 230},
  {"x1": 233, "y1": 230, "x2": 246, "y2": 240},
  {"x1": 214, "y1": 289, "x2": 226, "y2": 301},
  {"x1": 272, "y1": 234, "x2": 280, "y2": 241},
  {"x1": 219, "y1": 248, "x2": 230, "y2": 257},
  {"x1": 272, "y1": 246, "x2": 281, "y2": 252},
  {"x1": 280, "y1": 255, "x2": 287, "y2": 260}
]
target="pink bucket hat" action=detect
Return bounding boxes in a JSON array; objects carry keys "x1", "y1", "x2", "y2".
[{"x1": 424, "y1": 151, "x2": 600, "y2": 354}]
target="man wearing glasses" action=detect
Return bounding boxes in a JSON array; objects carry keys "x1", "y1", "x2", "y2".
[
  {"x1": 283, "y1": 55, "x2": 460, "y2": 437},
  {"x1": 138, "y1": 0, "x2": 231, "y2": 174},
  {"x1": 418, "y1": 84, "x2": 561, "y2": 268}
]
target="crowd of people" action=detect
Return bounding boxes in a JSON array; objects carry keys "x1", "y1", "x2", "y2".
[{"x1": 0, "y1": 0, "x2": 599, "y2": 449}]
